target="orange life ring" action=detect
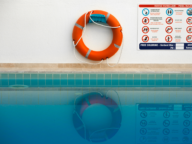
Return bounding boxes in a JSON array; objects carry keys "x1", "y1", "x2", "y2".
[{"x1": 72, "y1": 10, "x2": 123, "y2": 61}]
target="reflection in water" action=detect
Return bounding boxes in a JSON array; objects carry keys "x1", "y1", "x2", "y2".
[
  {"x1": 136, "y1": 104, "x2": 192, "y2": 144},
  {"x1": 0, "y1": 88, "x2": 191, "y2": 144},
  {"x1": 73, "y1": 92, "x2": 122, "y2": 143}
]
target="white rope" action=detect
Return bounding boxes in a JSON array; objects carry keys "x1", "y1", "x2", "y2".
[
  {"x1": 73, "y1": 12, "x2": 104, "y2": 65},
  {"x1": 106, "y1": 34, "x2": 124, "y2": 67},
  {"x1": 73, "y1": 10, "x2": 123, "y2": 66},
  {"x1": 73, "y1": 12, "x2": 88, "y2": 47}
]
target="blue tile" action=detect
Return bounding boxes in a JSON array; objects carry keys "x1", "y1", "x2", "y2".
[
  {"x1": 53, "y1": 79, "x2": 60, "y2": 87},
  {"x1": 83, "y1": 74, "x2": 89, "y2": 86},
  {"x1": 112, "y1": 74, "x2": 118, "y2": 86},
  {"x1": 148, "y1": 75, "x2": 155, "y2": 86},
  {"x1": 105, "y1": 74, "x2": 111, "y2": 86},
  {"x1": 61, "y1": 74, "x2": 67, "y2": 87},
  {"x1": 24, "y1": 74, "x2": 30, "y2": 79},
  {"x1": 31, "y1": 74, "x2": 38, "y2": 87},
  {"x1": 127, "y1": 80, "x2": 133, "y2": 86},
  {"x1": 61, "y1": 79, "x2": 67, "y2": 86},
  {"x1": 134, "y1": 80, "x2": 140, "y2": 86},
  {"x1": 1, "y1": 79, "x2": 8, "y2": 87},
  {"x1": 61, "y1": 74, "x2": 67, "y2": 79},
  {"x1": 90, "y1": 74, "x2": 96, "y2": 86},
  {"x1": 112, "y1": 80, "x2": 118, "y2": 86},
  {"x1": 9, "y1": 74, "x2": 15, "y2": 79},
  {"x1": 148, "y1": 80, "x2": 155, "y2": 86},
  {"x1": 156, "y1": 74, "x2": 163, "y2": 86},
  {"x1": 156, "y1": 80, "x2": 162, "y2": 86},
  {"x1": 177, "y1": 80, "x2": 184, "y2": 86},
  {"x1": 9, "y1": 79, "x2": 16, "y2": 86},
  {"x1": 184, "y1": 80, "x2": 191, "y2": 86},
  {"x1": 170, "y1": 80, "x2": 176, "y2": 86},
  {"x1": 68, "y1": 80, "x2": 74, "y2": 86},
  {"x1": 24, "y1": 79, "x2": 30, "y2": 86},
  {"x1": 46, "y1": 79, "x2": 53, "y2": 86},
  {"x1": 31, "y1": 74, "x2": 38, "y2": 79},
  {"x1": 184, "y1": 74, "x2": 192, "y2": 86},
  {"x1": 127, "y1": 74, "x2": 133, "y2": 86},
  {"x1": 163, "y1": 80, "x2": 169, "y2": 86},
  {"x1": 39, "y1": 74, "x2": 45, "y2": 79},
  {"x1": 46, "y1": 74, "x2": 52, "y2": 79},
  {"x1": 83, "y1": 80, "x2": 89, "y2": 86},
  {"x1": 16, "y1": 74, "x2": 23, "y2": 85},
  {"x1": 162, "y1": 74, "x2": 169, "y2": 86},
  {"x1": 90, "y1": 80, "x2": 96, "y2": 86},
  {"x1": 68, "y1": 74, "x2": 75, "y2": 86},
  {"x1": 119, "y1": 80, "x2": 126, "y2": 86},
  {"x1": 1, "y1": 74, "x2": 8, "y2": 79},
  {"x1": 90, "y1": 74, "x2": 96, "y2": 79},
  {"x1": 97, "y1": 74, "x2": 104, "y2": 86},
  {"x1": 31, "y1": 80, "x2": 38, "y2": 87},
  {"x1": 1, "y1": 74, "x2": 8, "y2": 87},
  {"x1": 97, "y1": 79, "x2": 104, "y2": 86},
  {"x1": 76, "y1": 79, "x2": 82, "y2": 86},
  {"x1": 105, "y1": 79, "x2": 111, "y2": 86},
  {"x1": 119, "y1": 74, "x2": 126, "y2": 86},
  {"x1": 141, "y1": 74, "x2": 147, "y2": 86},
  {"x1": 45, "y1": 74, "x2": 53, "y2": 86},
  {"x1": 39, "y1": 79, "x2": 45, "y2": 86},
  {"x1": 75, "y1": 74, "x2": 82, "y2": 86},
  {"x1": 141, "y1": 80, "x2": 147, "y2": 86},
  {"x1": 176, "y1": 74, "x2": 184, "y2": 87},
  {"x1": 16, "y1": 79, "x2": 23, "y2": 85},
  {"x1": 134, "y1": 74, "x2": 140, "y2": 86},
  {"x1": 53, "y1": 74, "x2": 60, "y2": 87},
  {"x1": 24, "y1": 74, "x2": 30, "y2": 86},
  {"x1": 170, "y1": 74, "x2": 176, "y2": 87}
]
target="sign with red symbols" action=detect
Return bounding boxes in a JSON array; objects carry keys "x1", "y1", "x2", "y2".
[
  {"x1": 186, "y1": 26, "x2": 192, "y2": 33},
  {"x1": 142, "y1": 35, "x2": 149, "y2": 43},
  {"x1": 165, "y1": 35, "x2": 172, "y2": 42},
  {"x1": 142, "y1": 17, "x2": 149, "y2": 25},
  {"x1": 186, "y1": 35, "x2": 192, "y2": 42},
  {"x1": 138, "y1": 4, "x2": 192, "y2": 50},
  {"x1": 142, "y1": 26, "x2": 149, "y2": 34},
  {"x1": 165, "y1": 26, "x2": 173, "y2": 34},
  {"x1": 166, "y1": 17, "x2": 173, "y2": 25},
  {"x1": 186, "y1": 17, "x2": 192, "y2": 25}
]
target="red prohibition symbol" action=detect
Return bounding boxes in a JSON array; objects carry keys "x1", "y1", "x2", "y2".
[
  {"x1": 142, "y1": 35, "x2": 149, "y2": 43},
  {"x1": 186, "y1": 35, "x2": 192, "y2": 42},
  {"x1": 186, "y1": 17, "x2": 192, "y2": 25},
  {"x1": 186, "y1": 26, "x2": 192, "y2": 33},
  {"x1": 165, "y1": 26, "x2": 173, "y2": 34},
  {"x1": 166, "y1": 17, "x2": 173, "y2": 25},
  {"x1": 142, "y1": 17, "x2": 149, "y2": 25},
  {"x1": 142, "y1": 26, "x2": 149, "y2": 34},
  {"x1": 165, "y1": 35, "x2": 172, "y2": 42}
]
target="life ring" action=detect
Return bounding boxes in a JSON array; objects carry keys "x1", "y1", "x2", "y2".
[
  {"x1": 72, "y1": 10, "x2": 123, "y2": 61},
  {"x1": 73, "y1": 92, "x2": 122, "y2": 142}
]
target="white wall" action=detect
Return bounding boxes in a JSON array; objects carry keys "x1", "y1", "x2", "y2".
[{"x1": 0, "y1": 0, "x2": 192, "y2": 64}]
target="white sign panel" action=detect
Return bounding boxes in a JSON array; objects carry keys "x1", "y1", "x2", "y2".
[{"x1": 138, "y1": 4, "x2": 192, "y2": 50}]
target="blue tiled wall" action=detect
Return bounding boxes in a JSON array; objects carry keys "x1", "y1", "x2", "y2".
[{"x1": 0, "y1": 73, "x2": 192, "y2": 88}]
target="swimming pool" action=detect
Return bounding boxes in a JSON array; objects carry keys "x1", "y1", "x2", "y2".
[{"x1": 0, "y1": 73, "x2": 192, "y2": 144}]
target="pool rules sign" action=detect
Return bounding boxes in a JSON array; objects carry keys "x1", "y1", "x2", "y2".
[{"x1": 138, "y1": 4, "x2": 192, "y2": 50}]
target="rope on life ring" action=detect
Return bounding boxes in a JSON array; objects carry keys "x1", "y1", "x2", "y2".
[{"x1": 72, "y1": 10, "x2": 124, "y2": 67}]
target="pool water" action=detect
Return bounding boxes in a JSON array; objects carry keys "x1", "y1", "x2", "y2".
[{"x1": 0, "y1": 73, "x2": 192, "y2": 144}]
